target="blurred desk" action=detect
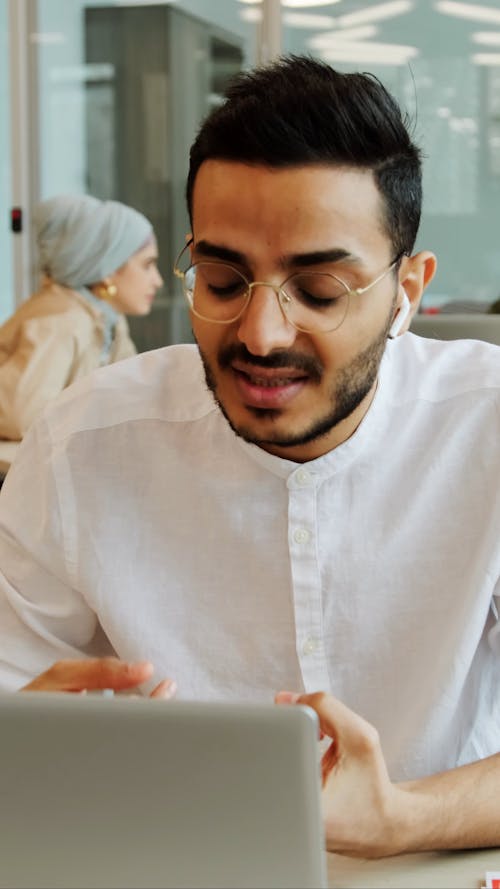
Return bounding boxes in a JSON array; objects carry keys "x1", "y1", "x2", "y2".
[
  {"x1": 328, "y1": 847, "x2": 500, "y2": 888},
  {"x1": 0, "y1": 441, "x2": 20, "y2": 476},
  {"x1": 410, "y1": 313, "x2": 500, "y2": 345}
]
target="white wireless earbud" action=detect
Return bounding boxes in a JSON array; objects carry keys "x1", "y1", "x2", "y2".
[{"x1": 389, "y1": 289, "x2": 411, "y2": 338}]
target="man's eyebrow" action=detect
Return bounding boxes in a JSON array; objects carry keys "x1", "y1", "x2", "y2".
[
  {"x1": 193, "y1": 240, "x2": 245, "y2": 265},
  {"x1": 284, "y1": 248, "x2": 360, "y2": 267},
  {"x1": 193, "y1": 241, "x2": 361, "y2": 269}
]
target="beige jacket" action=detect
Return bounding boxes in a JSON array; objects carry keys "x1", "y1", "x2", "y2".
[{"x1": 0, "y1": 281, "x2": 136, "y2": 440}]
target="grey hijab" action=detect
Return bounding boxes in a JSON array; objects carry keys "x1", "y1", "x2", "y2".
[{"x1": 35, "y1": 193, "x2": 153, "y2": 288}]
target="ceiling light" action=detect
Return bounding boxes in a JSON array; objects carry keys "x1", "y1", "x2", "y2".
[
  {"x1": 283, "y1": 0, "x2": 340, "y2": 6},
  {"x1": 284, "y1": 13, "x2": 336, "y2": 27},
  {"x1": 239, "y1": 0, "x2": 340, "y2": 4},
  {"x1": 472, "y1": 52, "x2": 500, "y2": 64},
  {"x1": 318, "y1": 40, "x2": 418, "y2": 65},
  {"x1": 240, "y1": 7, "x2": 261, "y2": 20},
  {"x1": 319, "y1": 51, "x2": 414, "y2": 65},
  {"x1": 117, "y1": 0, "x2": 178, "y2": 4},
  {"x1": 436, "y1": 2, "x2": 500, "y2": 25},
  {"x1": 30, "y1": 31, "x2": 65, "y2": 44},
  {"x1": 472, "y1": 31, "x2": 500, "y2": 46},
  {"x1": 49, "y1": 63, "x2": 115, "y2": 83}
]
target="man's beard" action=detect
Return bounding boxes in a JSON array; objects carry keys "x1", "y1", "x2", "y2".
[{"x1": 196, "y1": 310, "x2": 393, "y2": 451}]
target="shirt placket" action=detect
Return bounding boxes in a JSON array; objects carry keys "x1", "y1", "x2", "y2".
[{"x1": 287, "y1": 467, "x2": 329, "y2": 691}]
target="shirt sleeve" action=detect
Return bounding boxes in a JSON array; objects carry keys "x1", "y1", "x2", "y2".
[
  {"x1": 0, "y1": 417, "x2": 112, "y2": 690},
  {"x1": 0, "y1": 315, "x2": 78, "y2": 440}
]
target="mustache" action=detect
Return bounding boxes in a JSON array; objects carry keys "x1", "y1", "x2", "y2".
[{"x1": 218, "y1": 343, "x2": 323, "y2": 382}]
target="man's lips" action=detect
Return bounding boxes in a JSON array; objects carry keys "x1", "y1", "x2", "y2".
[
  {"x1": 230, "y1": 362, "x2": 309, "y2": 407},
  {"x1": 232, "y1": 361, "x2": 308, "y2": 386}
]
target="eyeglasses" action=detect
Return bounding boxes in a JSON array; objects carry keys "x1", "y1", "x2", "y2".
[{"x1": 174, "y1": 242, "x2": 403, "y2": 334}]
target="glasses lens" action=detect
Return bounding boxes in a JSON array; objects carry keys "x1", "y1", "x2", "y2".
[
  {"x1": 185, "y1": 263, "x2": 248, "y2": 322},
  {"x1": 282, "y1": 273, "x2": 349, "y2": 332}
]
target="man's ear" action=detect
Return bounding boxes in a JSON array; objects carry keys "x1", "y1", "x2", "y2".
[
  {"x1": 399, "y1": 250, "x2": 437, "y2": 317},
  {"x1": 388, "y1": 289, "x2": 411, "y2": 338},
  {"x1": 388, "y1": 251, "x2": 437, "y2": 338}
]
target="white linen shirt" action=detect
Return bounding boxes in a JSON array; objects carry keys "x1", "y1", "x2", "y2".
[{"x1": 0, "y1": 335, "x2": 499, "y2": 782}]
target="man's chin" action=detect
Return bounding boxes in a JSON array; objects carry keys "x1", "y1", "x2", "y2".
[
  {"x1": 217, "y1": 403, "x2": 292, "y2": 447},
  {"x1": 207, "y1": 374, "x2": 303, "y2": 446},
  {"x1": 207, "y1": 376, "x2": 351, "y2": 452},
  {"x1": 219, "y1": 404, "x2": 339, "y2": 452}
]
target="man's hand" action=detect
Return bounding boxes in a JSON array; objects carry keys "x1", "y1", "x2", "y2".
[
  {"x1": 276, "y1": 690, "x2": 500, "y2": 858},
  {"x1": 21, "y1": 657, "x2": 177, "y2": 700},
  {"x1": 275, "y1": 690, "x2": 412, "y2": 858}
]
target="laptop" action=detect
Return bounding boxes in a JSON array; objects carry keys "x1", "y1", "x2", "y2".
[{"x1": 0, "y1": 693, "x2": 328, "y2": 889}]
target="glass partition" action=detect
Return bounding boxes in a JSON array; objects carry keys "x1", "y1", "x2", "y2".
[
  {"x1": 283, "y1": 0, "x2": 500, "y2": 316},
  {"x1": 31, "y1": 0, "x2": 256, "y2": 348}
]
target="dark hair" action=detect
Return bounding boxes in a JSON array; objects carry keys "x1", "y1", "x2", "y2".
[{"x1": 187, "y1": 55, "x2": 422, "y2": 258}]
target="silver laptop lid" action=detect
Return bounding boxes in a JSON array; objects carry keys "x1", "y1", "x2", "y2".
[{"x1": 0, "y1": 694, "x2": 327, "y2": 889}]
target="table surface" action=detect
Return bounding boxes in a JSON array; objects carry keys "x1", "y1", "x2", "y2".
[{"x1": 327, "y1": 846, "x2": 500, "y2": 888}]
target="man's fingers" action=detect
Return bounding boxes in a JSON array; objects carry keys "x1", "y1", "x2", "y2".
[
  {"x1": 149, "y1": 678, "x2": 177, "y2": 700},
  {"x1": 275, "y1": 691, "x2": 300, "y2": 704},
  {"x1": 276, "y1": 690, "x2": 379, "y2": 752},
  {"x1": 22, "y1": 657, "x2": 154, "y2": 693}
]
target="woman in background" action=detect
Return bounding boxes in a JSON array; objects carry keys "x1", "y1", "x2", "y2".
[{"x1": 0, "y1": 193, "x2": 162, "y2": 441}]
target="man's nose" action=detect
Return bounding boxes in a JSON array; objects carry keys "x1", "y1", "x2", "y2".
[{"x1": 235, "y1": 283, "x2": 298, "y2": 356}]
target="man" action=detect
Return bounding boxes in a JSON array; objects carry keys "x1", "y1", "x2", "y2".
[{"x1": 0, "y1": 56, "x2": 498, "y2": 857}]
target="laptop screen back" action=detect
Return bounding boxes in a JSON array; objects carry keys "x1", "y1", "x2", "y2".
[{"x1": 0, "y1": 694, "x2": 327, "y2": 889}]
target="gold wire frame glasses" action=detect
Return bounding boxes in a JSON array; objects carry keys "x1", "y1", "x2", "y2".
[{"x1": 174, "y1": 242, "x2": 403, "y2": 334}]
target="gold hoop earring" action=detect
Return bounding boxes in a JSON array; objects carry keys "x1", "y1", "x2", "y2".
[
  {"x1": 105, "y1": 283, "x2": 118, "y2": 300},
  {"x1": 97, "y1": 281, "x2": 118, "y2": 301}
]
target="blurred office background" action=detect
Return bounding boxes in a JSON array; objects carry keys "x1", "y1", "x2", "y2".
[{"x1": 2, "y1": 0, "x2": 500, "y2": 351}]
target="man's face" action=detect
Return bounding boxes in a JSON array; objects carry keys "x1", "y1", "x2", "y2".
[{"x1": 190, "y1": 160, "x2": 400, "y2": 462}]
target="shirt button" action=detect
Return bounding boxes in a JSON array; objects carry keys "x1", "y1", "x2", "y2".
[
  {"x1": 294, "y1": 528, "x2": 310, "y2": 544},
  {"x1": 302, "y1": 636, "x2": 320, "y2": 655},
  {"x1": 296, "y1": 469, "x2": 311, "y2": 486}
]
